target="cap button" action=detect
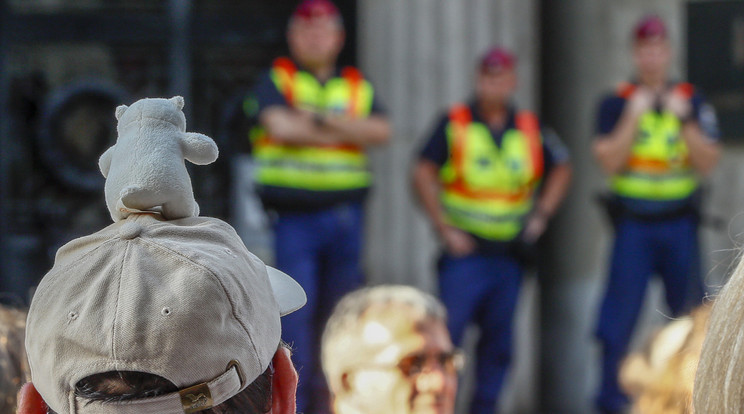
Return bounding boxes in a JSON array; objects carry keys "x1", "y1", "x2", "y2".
[{"x1": 119, "y1": 221, "x2": 143, "y2": 240}]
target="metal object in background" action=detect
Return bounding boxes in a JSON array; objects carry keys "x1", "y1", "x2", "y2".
[
  {"x1": 0, "y1": 79, "x2": 124, "y2": 305},
  {"x1": 37, "y1": 80, "x2": 128, "y2": 193}
]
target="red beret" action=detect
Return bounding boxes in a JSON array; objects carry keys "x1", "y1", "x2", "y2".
[
  {"x1": 293, "y1": 0, "x2": 341, "y2": 20},
  {"x1": 634, "y1": 15, "x2": 667, "y2": 41},
  {"x1": 480, "y1": 47, "x2": 516, "y2": 73}
]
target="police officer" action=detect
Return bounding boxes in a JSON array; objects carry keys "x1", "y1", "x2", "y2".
[
  {"x1": 246, "y1": 1, "x2": 390, "y2": 412},
  {"x1": 413, "y1": 47, "x2": 572, "y2": 414},
  {"x1": 592, "y1": 15, "x2": 720, "y2": 414}
]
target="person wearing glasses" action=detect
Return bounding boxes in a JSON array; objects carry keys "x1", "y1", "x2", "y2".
[{"x1": 321, "y1": 285, "x2": 460, "y2": 414}]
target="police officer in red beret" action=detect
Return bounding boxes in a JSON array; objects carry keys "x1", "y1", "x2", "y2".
[
  {"x1": 592, "y1": 15, "x2": 721, "y2": 414},
  {"x1": 414, "y1": 47, "x2": 572, "y2": 414},
  {"x1": 245, "y1": 1, "x2": 391, "y2": 412}
]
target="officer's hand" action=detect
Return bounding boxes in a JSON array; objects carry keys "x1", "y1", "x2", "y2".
[
  {"x1": 440, "y1": 226, "x2": 476, "y2": 257},
  {"x1": 663, "y1": 90, "x2": 692, "y2": 120},
  {"x1": 522, "y1": 213, "x2": 548, "y2": 244},
  {"x1": 627, "y1": 87, "x2": 655, "y2": 116}
]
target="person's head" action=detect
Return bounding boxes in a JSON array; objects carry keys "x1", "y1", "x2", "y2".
[
  {"x1": 694, "y1": 253, "x2": 744, "y2": 413},
  {"x1": 632, "y1": 15, "x2": 672, "y2": 85},
  {"x1": 1, "y1": 304, "x2": 29, "y2": 413},
  {"x1": 23, "y1": 214, "x2": 306, "y2": 414},
  {"x1": 322, "y1": 285, "x2": 458, "y2": 414},
  {"x1": 620, "y1": 304, "x2": 710, "y2": 414},
  {"x1": 59, "y1": 345, "x2": 296, "y2": 414},
  {"x1": 287, "y1": 0, "x2": 345, "y2": 71},
  {"x1": 475, "y1": 47, "x2": 518, "y2": 107}
]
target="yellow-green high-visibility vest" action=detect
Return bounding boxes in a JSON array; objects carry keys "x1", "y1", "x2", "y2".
[
  {"x1": 251, "y1": 57, "x2": 375, "y2": 192},
  {"x1": 439, "y1": 104, "x2": 544, "y2": 241},
  {"x1": 610, "y1": 82, "x2": 699, "y2": 201}
]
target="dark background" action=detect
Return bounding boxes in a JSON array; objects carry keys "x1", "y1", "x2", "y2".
[
  {"x1": 0, "y1": 0, "x2": 357, "y2": 305},
  {"x1": 688, "y1": 1, "x2": 744, "y2": 141}
]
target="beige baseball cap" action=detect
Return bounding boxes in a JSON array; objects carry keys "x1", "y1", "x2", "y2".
[{"x1": 25, "y1": 212, "x2": 306, "y2": 414}]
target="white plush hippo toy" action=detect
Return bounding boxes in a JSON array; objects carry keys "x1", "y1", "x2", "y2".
[{"x1": 98, "y1": 96, "x2": 218, "y2": 221}]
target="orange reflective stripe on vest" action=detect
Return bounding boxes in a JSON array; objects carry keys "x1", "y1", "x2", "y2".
[
  {"x1": 616, "y1": 81, "x2": 694, "y2": 100},
  {"x1": 342, "y1": 66, "x2": 363, "y2": 118},
  {"x1": 617, "y1": 82, "x2": 636, "y2": 99},
  {"x1": 448, "y1": 104, "x2": 472, "y2": 191},
  {"x1": 515, "y1": 111, "x2": 544, "y2": 182},
  {"x1": 626, "y1": 155, "x2": 691, "y2": 173},
  {"x1": 273, "y1": 57, "x2": 298, "y2": 105},
  {"x1": 673, "y1": 82, "x2": 694, "y2": 99},
  {"x1": 253, "y1": 135, "x2": 362, "y2": 154}
]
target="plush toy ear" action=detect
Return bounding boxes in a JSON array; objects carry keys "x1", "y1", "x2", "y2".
[
  {"x1": 115, "y1": 105, "x2": 128, "y2": 120},
  {"x1": 170, "y1": 96, "x2": 185, "y2": 110}
]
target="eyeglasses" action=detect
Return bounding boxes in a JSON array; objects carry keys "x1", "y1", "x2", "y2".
[
  {"x1": 352, "y1": 349, "x2": 465, "y2": 378},
  {"x1": 396, "y1": 349, "x2": 465, "y2": 378}
]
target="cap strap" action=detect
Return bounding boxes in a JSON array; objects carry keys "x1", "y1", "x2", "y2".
[{"x1": 71, "y1": 365, "x2": 243, "y2": 414}]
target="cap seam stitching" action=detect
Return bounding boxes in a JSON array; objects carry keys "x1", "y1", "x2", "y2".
[
  {"x1": 136, "y1": 237, "x2": 261, "y2": 362},
  {"x1": 44, "y1": 238, "x2": 119, "y2": 279},
  {"x1": 78, "y1": 359, "x2": 174, "y2": 371},
  {"x1": 26, "y1": 237, "x2": 120, "y2": 411},
  {"x1": 111, "y1": 240, "x2": 130, "y2": 362}
]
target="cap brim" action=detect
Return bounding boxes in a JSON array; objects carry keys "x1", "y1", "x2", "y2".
[{"x1": 267, "y1": 267, "x2": 307, "y2": 316}]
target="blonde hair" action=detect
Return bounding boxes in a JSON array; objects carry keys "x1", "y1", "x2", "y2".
[
  {"x1": 0, "y1": 304, "x2": 29, "y2": 413},
  {"x1": 321, "y1": 285, "x2": 446, "y2": 392},
  {"x1": 620, "y1": 304, "x2": 710, "y2": 414},
  {"x1": 693, "y1": 254, "x2": 744, "y2": 413}
]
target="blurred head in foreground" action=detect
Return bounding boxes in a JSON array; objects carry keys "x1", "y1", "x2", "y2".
[
  {"x1": 0, "y1": 304, "x2": 29, "y2": 413},
  {"x1": 694, "y1": 255, "x2": 744, "y2": 413},
  {"x1": 22, "y1": 215, "x2": 306, "y2": 414},
  {"x1": 620, "y1": 304, "x2": 710, "y2": 414},
  {"x1": 322, "y1": 285, "x2": 459, "y2": 414}
]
